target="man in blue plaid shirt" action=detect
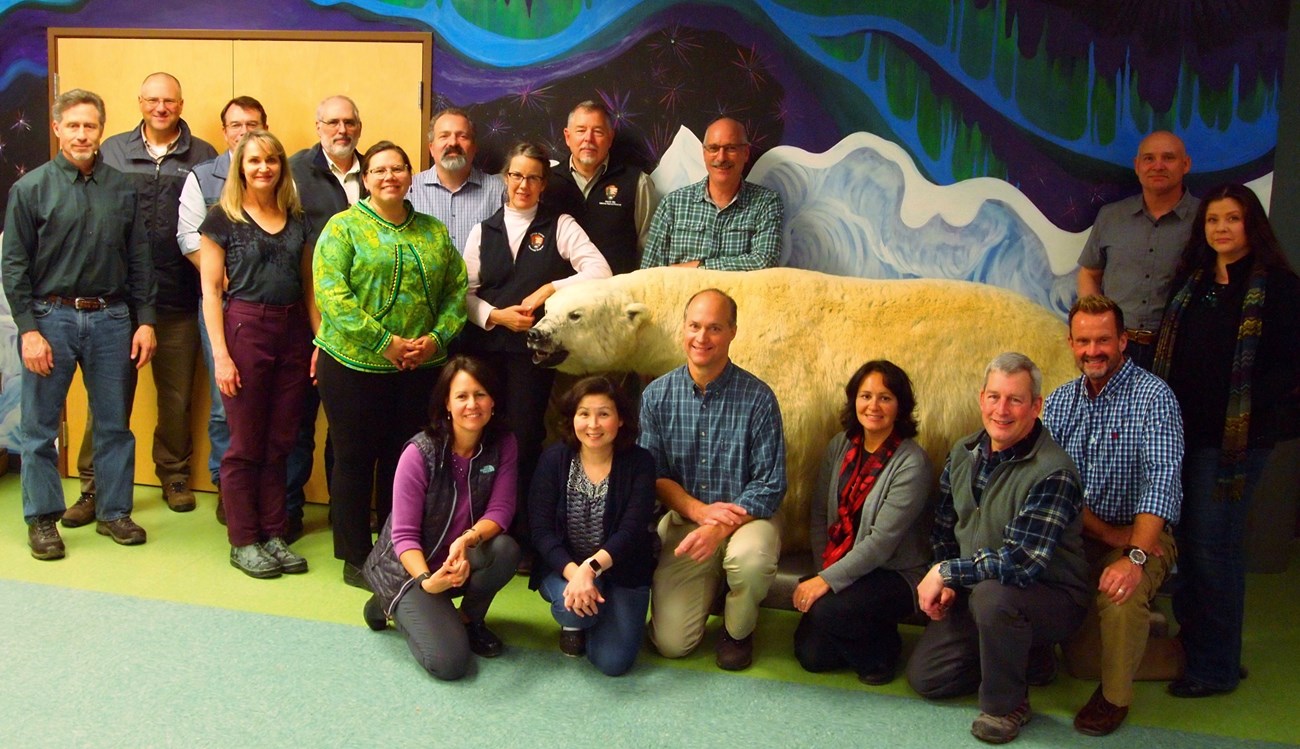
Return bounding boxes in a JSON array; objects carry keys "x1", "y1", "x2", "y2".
[
  {"x1": 638, "y1": 289, "x2": 785, "y2": 671},
  {"x1": 1042, "y1": 295, "x2": 1183, "y2": 737},
  {"x1": 907, "y1": 352, "x2": 1088, "y2": 745}
]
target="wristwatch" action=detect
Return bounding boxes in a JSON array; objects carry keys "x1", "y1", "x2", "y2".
[
  {"x1": 1124, "y1": 546, "x2": 1148, "y2": 566},
  {"x1": 587, "y1": 558, "x2": 603, "y2": 577}
]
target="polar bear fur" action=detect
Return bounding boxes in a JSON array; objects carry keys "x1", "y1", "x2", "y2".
[{"x1": 527, "y1": 267, "x2": 1077, "y2": 553}]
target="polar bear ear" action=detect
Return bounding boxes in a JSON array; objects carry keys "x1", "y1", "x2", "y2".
[{"x1": 624, "y1": 302, "x2": 650, "y2": 326}]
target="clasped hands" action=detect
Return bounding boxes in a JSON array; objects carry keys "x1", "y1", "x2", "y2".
[
  {"x1": 383, "y1": 334, "x2": 438, "y2": 370},
  {"x1": 674, "y1": 502, "x2": 749, "y2": 563},
  {"x1": 563, "y1": 564, "x2": 605, "y2": 617}
]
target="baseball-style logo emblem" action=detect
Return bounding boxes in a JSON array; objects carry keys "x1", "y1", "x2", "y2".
[
  {"x1": 528, "y1": 232, "x2": 546, "y2": 251},
  {"x1": 604, "y1": 185, "x2": 619, "y2": 200}
]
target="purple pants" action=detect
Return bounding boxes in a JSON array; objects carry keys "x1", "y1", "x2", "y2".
[{"x1": 219, "y1": 298, "x2": 313, "y2": 546}]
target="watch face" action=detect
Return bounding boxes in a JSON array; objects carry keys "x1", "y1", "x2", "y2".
[{"x1": 1129, "y1": 548, "x2": 1147, "y2": 565}]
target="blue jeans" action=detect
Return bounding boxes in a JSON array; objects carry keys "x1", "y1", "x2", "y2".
[
  {"x1": 539, "y1": 572, "x2": 649, "y2": 676},
  {"x1": 1174, "y1": 446, "x2": 1270, "y2": 690},
  {"x1": 20, "y1": 300, "x2": 135, "y2": 523},
  {"x1": 197, "y1": 312, "x2": 229, "y2": 486}
]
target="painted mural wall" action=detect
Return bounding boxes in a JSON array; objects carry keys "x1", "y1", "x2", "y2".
[{"x1": 0, "y1": 0, "x2": 1288, "y2": 449}]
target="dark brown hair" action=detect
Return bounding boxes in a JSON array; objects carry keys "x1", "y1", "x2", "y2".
[
  {"x1": 557, "y1": 375, "x2": 638, "y2": 451},
  {"x1": 425, "y1": 355, "x2": 506, "y2": 443},
  {"x1": 839, "y1": 360, "x2": 919, "y2": 441}
]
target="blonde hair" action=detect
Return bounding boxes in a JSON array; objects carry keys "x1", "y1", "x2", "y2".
[{"x1": 219, "y1": 130, "x2": 302, "y2": 222}]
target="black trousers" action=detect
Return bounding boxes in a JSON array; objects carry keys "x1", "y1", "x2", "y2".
[{"x1": 794, "y1": 567, "x2": 915, "y2": 675}]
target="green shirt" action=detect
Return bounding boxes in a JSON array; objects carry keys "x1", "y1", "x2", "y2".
[
  {"x1": 2, "y1": 153, "x2": 157, "y2": 333},
  {"x1": 313, "y1": 199, "x2": 467, "y2": 372},
  {"x1": 640, "y1": 178, "x2": 783, "y2": 270}
]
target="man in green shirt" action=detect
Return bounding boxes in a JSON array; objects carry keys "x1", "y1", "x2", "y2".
[{"x1": 1, "y1": 88, "x2": 157, "y2": 560}]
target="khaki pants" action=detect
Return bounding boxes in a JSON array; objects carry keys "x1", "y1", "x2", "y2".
[
  {"x1": 649, "y1": 511, "x2": 780, "y2": 658},
  {"x1": 1064, "y1": 530, "x2": 1182, "y2": 705}
]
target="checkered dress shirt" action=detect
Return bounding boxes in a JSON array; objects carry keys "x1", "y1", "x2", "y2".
[
  {"x1": 640, "y1": 178, "x2": 782, "y2": 270},
  {"x1": 407, "y1": 166, "x2": 506, "y2": 253}
]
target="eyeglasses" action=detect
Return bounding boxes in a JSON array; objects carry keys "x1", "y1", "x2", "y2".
[
  {"x1": 318, "y1": 118, "x2": 360, "y2": 130},
  {"x1": 141, "y1": 97, "x2": 180, "y2": 109},
  {"x1": 703, "y1": 144, "x2": 747, "y2": 155},
  {"x1": 367, "y1": 165, "x2": 410, "y2": 177},
  {"x1": 506, "y1": 171, "x2": 544, "y2": 185}
]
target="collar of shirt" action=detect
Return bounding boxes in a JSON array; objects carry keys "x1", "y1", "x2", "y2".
[
  {"x1": 1082, "y1": 356, "x2": 1137, "y2": 402},
  {"x1": 693, "y1": 176, "x2": 745, "y2": 211},
  {"x1": 140, "y1": 124, "x2": 179, "y2": 162},
  {"x1": 53, "y1": 151, "x2": 102, "y2": 183},
  {"x1": 1132, "y1": 188, "x2": 1197, "y2": 222},
  {"x1": 976, "y1": 420, "x2": 1042, "y2": 469},
  {"x1": 328, "y1": 153, "x2": 361, "y2": 182},
  {"x1": 569, "y1": 157, "x2": 609, "y2": 196},
  {"x1": 685, "y1": 359, "x2": 738, "y2": 398},
  {"x1": 429, "y1": 166, "x2": 483, "y2": 193}
]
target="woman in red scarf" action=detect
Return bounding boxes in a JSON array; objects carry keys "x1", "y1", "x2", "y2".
[{"x1": 794, "y1": 360, "x2": 935, "y2": 685}]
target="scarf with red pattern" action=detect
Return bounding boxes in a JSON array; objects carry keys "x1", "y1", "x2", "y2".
[{"x1": 823, "y1": 430, "x2": 903, "y2": 568}]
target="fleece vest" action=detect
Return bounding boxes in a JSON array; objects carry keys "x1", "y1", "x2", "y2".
[{"x1": 544, "y1": 161, "x2": 642, "y2": 274}]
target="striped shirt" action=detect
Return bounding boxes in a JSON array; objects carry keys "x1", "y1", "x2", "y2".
[
  {"x1": 934, "y1": 425, "x2": 1083, "y2": 588},
  {"x1": 638, "y1": 362, "x2": 786, "y2": 518},
  {"x1": 407, "y1": 166, "x2": 506, "y2": 254},
  {"x1": 1043, "y1": 358, "x2": 1183, "y2": 526}
]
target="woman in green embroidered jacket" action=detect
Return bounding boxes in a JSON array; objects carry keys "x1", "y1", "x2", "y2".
[
  {"x1": 1152, "y1": 183, "x2": 1299, "y2": 698},
  {"x1": 313, "y1": 140, "x2": 468, "y2": 587}
]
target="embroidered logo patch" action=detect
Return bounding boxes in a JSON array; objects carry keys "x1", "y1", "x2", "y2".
[
  {"x1": 480, "y1": 465, "x2": 496, "y2": 474},
  {"x1": 528, "y1": 232, "x2": 546, "y2": 251}
]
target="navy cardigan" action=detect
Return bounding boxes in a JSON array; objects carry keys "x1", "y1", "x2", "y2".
[{"x1": 528, "y1": 442, "x2": 658, "y2": 590}]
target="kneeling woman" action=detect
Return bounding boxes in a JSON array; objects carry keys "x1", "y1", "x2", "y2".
[
  {"x1": 794, "y1": 360, "x2": 934, "y2": 684},
  {"x1": 361, "y1": 356, "x2": 520, "y2": 681},
  {"x1": 199, "y1": 130, "x2": 315, "y2": 579},
  {"x1": 529, "y1": 376, "x2": 657, "y2": 675}
]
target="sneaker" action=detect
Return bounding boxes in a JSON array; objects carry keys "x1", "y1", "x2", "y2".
[
  {"x1": 465, "y1": 621, "x2": 504, "y2": 658},
  {"x1": 560, "y1": 628, "x2": 586, "y2": 657},
  {"x1": 971, "y1": 701, "x2": 1031, "y2": 744},
  {"x1": 715, "y1": 629, "x2": 753, "y2": 671},
  {"x1": 262, "y1": 537, "x2": 308, "y2": 574},
  {"x1": 61, "y1": 492, "x2": 96, "y2": 528},
  {"x1": 363, "y1": 595, "x2": 388, "y2": 631},
  {"x1": 28, "y1": 515, "x2": 66, "y2": 560},
  {"x1": 96, "y1": 516, "x2": 147, "y2": 545},
  {"x1": 162, "y1": 481, "x2": 196, "y2": 512},
  {"x1": 214, "y1": 486, "x2": 226, "y2": 526},
  {"x1": 231, "y1": 543, "x2": 281, "y2": 579}
]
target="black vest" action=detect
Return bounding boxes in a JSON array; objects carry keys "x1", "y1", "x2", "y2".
[
  {"x1": 544, "y1": 161, "x2": 642, "y2": 275},
  {"x1": 463, "y1": 207, "x2": 573, "y2": 354}
]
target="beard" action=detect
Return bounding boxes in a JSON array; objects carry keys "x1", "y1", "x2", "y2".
[{"x1": 439, "y1": 152, "x2": 468, "y2": 172}]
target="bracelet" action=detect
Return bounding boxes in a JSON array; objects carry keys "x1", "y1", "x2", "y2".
[
  {"x1": 461, "y1": 528, "x2": 481, "y2": 547},
  {"x1": 415, "y1": 571, "x2": 431, "y2": 586}
]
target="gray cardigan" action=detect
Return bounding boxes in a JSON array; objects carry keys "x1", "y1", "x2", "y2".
[{"x1": 809, "y1": 434, "x2": 935, "y2": 594}]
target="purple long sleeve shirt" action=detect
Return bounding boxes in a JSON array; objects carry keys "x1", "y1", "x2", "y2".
[{"x1": 389, "y1": 434, "x2": 518, "y2": 565}]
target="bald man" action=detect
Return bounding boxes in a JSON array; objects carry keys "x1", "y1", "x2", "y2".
[
  {"x1": 1077, "y1": 131, "x2": 1198, "y2": 369},
  {"x1": 640, "y1": 117, "x2": 783, "y2": 271},
  {"x1": 74, "y1": 72, "x2": 217, "y2": 521}
]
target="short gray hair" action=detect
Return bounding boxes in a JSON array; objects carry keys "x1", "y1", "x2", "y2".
[
  {"x1": 567, "y1": 100, "x2": 613, "y2": 130},
  {"x1": 52, "y1": 89, "x2": 105, "y2": 125},
  {"x1": 983, "y1": 352, "x2": 1042, "y2": 399},
  {"x1": 316, "y1": 94, "x2": 360, "y2": 123}
]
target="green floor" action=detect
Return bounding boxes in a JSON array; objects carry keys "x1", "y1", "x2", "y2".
[{"x1": 1, "y1": 476, "x2": 1296, "y2": 747}]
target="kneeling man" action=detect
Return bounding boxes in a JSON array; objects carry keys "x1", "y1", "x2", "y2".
[
  {"x1": 638, "y1": 289, "x2": 785, "y2": 670},
  {"x1": 907, "y1": 352, "x2": 1088, "y2": 745}
]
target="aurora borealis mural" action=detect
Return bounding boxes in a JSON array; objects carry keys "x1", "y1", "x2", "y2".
[{"x1": 0, "y1": 0, "x2": 1289, "y2": 447}]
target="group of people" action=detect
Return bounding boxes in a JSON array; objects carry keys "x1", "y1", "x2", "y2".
[{"x1": 3, "y1": 72, "x2": 1296, "y2": 746}]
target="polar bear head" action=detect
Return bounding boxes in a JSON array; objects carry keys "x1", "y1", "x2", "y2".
[{"x1": 526, "y1": 279, "x2": 680, "y2": 375}]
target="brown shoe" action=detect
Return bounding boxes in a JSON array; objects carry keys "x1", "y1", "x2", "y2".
[
  {"x1": 1073, "y1": 685, "x2": 1128, "y2": 736},
  {"x1": 972, "y1": 701, "x2": 1031, "y2": 744},
  {"x1": 29, "y1": 515, "x2": 66, "y2": 560},
  {"x1": 715, "y1": 629, "x2": 753, "y2": 671},
  {"x1": 162, "y1": 481, "x2": 196, "y2": 512},
  {"x1": 96, "y1": 516, "x2": 147, "y2": 545},
  {"x1": 61, "y1": 492, "x2": 96, "y2": 528}
]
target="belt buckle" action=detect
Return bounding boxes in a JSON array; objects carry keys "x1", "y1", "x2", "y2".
[{"x1": 73, "y1": 296, "x2": 104, "y2": 311}]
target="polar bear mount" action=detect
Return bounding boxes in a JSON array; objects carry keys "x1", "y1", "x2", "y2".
[{"x1": 526, "y1": 267, "x2": 1076, "y2": 553}]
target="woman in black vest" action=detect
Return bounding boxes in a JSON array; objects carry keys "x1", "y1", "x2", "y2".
[
  {"x1": 360, "y1": 355, "x2": 520, "y2": 680},
  {"x1": 528, "y1": 375, "x2": 657, "y2": 675},
  {"x1": 461, "y1": 141, "x2": 612, "y2": 557},
  {"x1": 1152, "y1": 184, "x2": 1300, "y2": 698}
]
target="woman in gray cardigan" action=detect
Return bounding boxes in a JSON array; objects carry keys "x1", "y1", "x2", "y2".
[{"x1": 794, "y1": 360, "x2": 935, "y2": 685}]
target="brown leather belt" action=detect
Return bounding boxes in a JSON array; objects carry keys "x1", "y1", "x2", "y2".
[
  {"x1": 1125, "y1": 328, "x2": 1156, "y2": 345},
  {"x1": 45, "y1": 294, "x2": 122, "y2": 311}
]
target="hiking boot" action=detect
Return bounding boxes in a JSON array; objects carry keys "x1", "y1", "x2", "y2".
[
  {"x1": 262, "y1": 537, "x2": 308, "y2": 574},
  {"x1": 61, "y1": 492, "x2": 96, "y2": 528},
  {"x1": 162, "y1": 481, "x2": 196, "y2": 512},
  {"x1": 465, "y1": 621, "x2": 504, "y2": 658},
  {"x1": 96, "y1": 516, "x2": 147, "y2": 545},
  {"x1": 231, "y1": 543, "x2": 281, "y2": 579},
  {"x1": 715, "y1": 629, "x2": 753, "y2": 671},
  {"x1": 343, "y1": 561, "x2": 371, "y2": 591},
  {"x1": 971, "y1": 701, "x2": 1031, "y2": 744},
  {"x1": 29, "y1": 515, "x2": 66, "y2": 560}
]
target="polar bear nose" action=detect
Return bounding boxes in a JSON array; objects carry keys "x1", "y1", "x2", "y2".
[{"x1": 525, "y1": 328, "x2": 548, "y2": 347}]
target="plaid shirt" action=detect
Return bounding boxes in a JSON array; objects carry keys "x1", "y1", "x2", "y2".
[
  {"x1": 407, "y1": 166, "x2": 506, "y2": 253},
  {"x1": 1043, "y1": 358, "x2": 1183, "y2": 526},
  {"x1": 638, "y1": 362, "x2": 786, "y2": 518},
  {"x1": 934, "y1": 424, "x2": 1083, "y2": 588},
  {"x1": 640, "y1": 178, "x2": 783, "y2": 270}
]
